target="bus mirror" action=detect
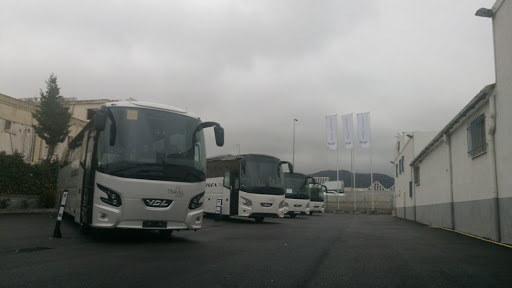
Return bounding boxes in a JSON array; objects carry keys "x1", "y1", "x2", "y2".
[
  {"x1": 288, "y1": 163, "x2": 294, "y2": 174},
  {"x1": 321, "y1": 185, "x2": 328, "y2": 192},
  {"x1": 95, "y1": 110, "x2": 107, "y2": 131},
  {"x1": 278, "y1": 161, "x2": 293, "y2": 174},
  {"x1": 214, "y1": 126, "x2": 224, "y2": 147},
  {"x1": 192, "y1": 121, "x2": 224, "y2": 146}
]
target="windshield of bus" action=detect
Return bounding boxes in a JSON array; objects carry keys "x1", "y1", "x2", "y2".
[
  {"x1": 308, "y1": 184, "x2": 324, "y2": 202},
  {"x1": 96, "y1": 107, "x2": 206, "y2": 182},
  {"x1": 241, "y1": 156, "x2": 284, "y2": 195},
  {"x1": 284, "y1": 173, "x2": 309, "y2": 199}
]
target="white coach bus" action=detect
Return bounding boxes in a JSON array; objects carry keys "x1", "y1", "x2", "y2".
[
  {"x1": 283, "y1": 172, "x2": 313, "y2": 217},
  {"x1": 57, "y1": 101, "x2": 224, "y2": 237},
  {"x1": 204, "y1": 154, "x2": 293, "y2": 223},
  {"x1": 308, "y1": 183, "x2": 327, "y2": 214}
]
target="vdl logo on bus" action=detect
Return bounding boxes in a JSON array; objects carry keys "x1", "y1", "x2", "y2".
[{"x1": 143, "y1": 199, "x2": 173, "y2": 208}]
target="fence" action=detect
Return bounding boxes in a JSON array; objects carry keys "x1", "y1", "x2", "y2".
[{"x1": 325, "y1": 190, "x2": 395, "y2": 214}]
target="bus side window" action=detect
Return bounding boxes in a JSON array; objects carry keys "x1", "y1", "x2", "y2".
[
  {"x1": 67, "y1": 133, "x2": 85, "y2": 169},
  {"x1": 223, "y1": 171, "x2": 230, "y2": 189},
  {"x1": 79, "y1": 131, "x2": 89, "y2": 168}
]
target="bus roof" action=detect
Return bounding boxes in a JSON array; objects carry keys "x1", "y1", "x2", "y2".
[{"x1": 103, "y1": 101, "x2": 200, "y2": 119}]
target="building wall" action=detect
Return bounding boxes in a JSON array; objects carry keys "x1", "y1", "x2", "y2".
[
  {"x1": 493, "y1": 0, "x2": 512, "y2": 244},
  {"x1": 415, "y1": 140, "x2": 452, "y2": 228},
  {"x1": 66, "y1": 100, "x2": 110, "y2": 121},
  {"x1": 394, "y1": 131, "x2": 437, "y2": 220},
  {"x1": 449, "y1": 104, "x2": 499, "y2": 240},
  {"x1": 0, "y1": 93, "x2": 94, "y2": 162}
]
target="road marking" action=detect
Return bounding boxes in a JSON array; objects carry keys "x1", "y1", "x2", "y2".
[{"x1": 428, "y1": 226, "x2": 512, "y2": 249}]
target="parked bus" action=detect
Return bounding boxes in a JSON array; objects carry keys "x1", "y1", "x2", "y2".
[
  {"x1": 308, "y1": 183, "x2": 327, "y2": 214},
  {"x1": 283, "y1": 172, "x2": 312, "y2": 217},
  {"x1": 57, "y1": 101, "x2": 224, "y2": 237},
  {"x1": 204, "y1": 154, "x2": 293, "y2": 222}
]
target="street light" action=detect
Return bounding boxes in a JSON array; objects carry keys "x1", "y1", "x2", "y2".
[
  {"x1": 475, "y1": 8, "x2": 493, "y2": 18},
  {"x1": 292, "y1": 118, "x2": 298, "y2": 168}
]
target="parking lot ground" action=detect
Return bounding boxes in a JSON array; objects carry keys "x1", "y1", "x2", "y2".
[{"x1": 1, "y1": 212, "x2": 511, "y2": 288}]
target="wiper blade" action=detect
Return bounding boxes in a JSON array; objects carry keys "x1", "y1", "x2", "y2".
[{"x1": 109, "y1": 163, "x2": 161, "y2": 174}]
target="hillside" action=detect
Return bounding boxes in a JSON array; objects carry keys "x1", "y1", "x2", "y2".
[{"x1": 309, "y1": 170, "x2": 394, "y2": 189}]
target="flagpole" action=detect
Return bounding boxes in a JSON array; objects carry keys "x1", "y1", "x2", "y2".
[
  {"x1": 370, "y1": 114, "x2": 374, "y2": 211},
  {"x1": 352, "y1": 145, "x2": 356, "y2": 211},
  {"x1": 336, "y1": 127, "x2": 340, "y2": 210}
]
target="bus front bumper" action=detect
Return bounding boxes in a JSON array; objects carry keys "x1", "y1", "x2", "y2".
[{"x1": 91, "y1": 203, "x2": 203, "y2": 230}]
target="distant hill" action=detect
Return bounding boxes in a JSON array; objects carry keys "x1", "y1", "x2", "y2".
[{"x1": 309, "y1": 170, "x2": 394, "y2": 189}]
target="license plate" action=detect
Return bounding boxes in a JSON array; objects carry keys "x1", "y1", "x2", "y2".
[
  {"x1": 142, "y1": 221, "x2": 167, "y2": 228},
  {"x1": 294, "y1": 211, "x2": 302, "y2": 214}
]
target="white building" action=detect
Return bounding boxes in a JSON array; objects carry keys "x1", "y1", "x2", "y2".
[
  {"x1": 393, "y1": 131, "x2": 438, "y2": 220},
  {"x1": 0, "y1": 93, "x2": 111, "y2": 162},
  {"x1": 394, "y1": 0, "x2": 512, "y2": 245}
]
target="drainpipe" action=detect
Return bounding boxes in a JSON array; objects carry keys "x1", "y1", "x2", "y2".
[
  {"x1": 488, "y1": 92, "x2": 500, "y2": 242},
  {"x1": 444, "y1": 134, "x2": 455, "y2": 230}
]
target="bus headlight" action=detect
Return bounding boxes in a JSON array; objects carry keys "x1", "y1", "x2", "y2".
[
  {"x1": 97, "y1": 184, "x2": 122, "y2": 207},
  {"x1": 240, "y1": 196, "x2": 252, "y2": 207},
  {"x1": 279, "y1": 200, "x2": 288, "y2": 208},
  {"x1": 189, "y1": 192, "x2": 205, "y2": 210}
]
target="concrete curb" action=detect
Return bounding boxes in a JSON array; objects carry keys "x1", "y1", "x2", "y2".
[{"x1": 0, "y1": 209, "x2": 58, "y2": 214}]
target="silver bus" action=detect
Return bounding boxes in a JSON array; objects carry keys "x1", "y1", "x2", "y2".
[{"x1": 57, "y1": 101, "x2": 224, "y2": 237}]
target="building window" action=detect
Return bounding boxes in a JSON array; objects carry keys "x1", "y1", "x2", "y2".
[
  {"x1": 401, "y1": 155, "x2": 404, "y2": 173},
  {"x1": 399, "y1": 159, "x2": 402, "y2": 175},
  {"x1": 467, "y1": 114, "x2": 486, "y2": 158},
  {"x1": 409, "y1": 181, "x2": 413, "y2": 198},
  {"x1": 396, "y1": 141, "x2": 400, "y2": 152},
  {"x1": 4, "y1": 120, "x2": 11, "y2": 131},
  {"x1": 414, "y1": 166, "x2": 420, "y2": 186},
  {"x1": 395, "y1": 164, "x2": 398, "y2": 177}
]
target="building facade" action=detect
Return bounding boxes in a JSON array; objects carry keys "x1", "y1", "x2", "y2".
[
  {"x1": 0, "y1": 93, "x2": 111, "y2": 162},
  {"x1": 393, "y1": 131, "x2": 437, "y2": 220},
  {"x1": 394, "y1": 0, "x2": 512, "y2": 245}
]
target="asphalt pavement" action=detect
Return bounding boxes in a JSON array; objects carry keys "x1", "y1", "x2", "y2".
[{"x1": 1, "y1": 212, "x2": 511, "y2": 288}]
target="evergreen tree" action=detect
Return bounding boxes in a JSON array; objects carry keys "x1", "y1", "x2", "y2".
[{"x1": 32, "y1": 73, "x2": 72, "y2": 161}]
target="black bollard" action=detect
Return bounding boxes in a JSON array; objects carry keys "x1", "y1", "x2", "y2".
[{"x1": 53, "y1": 191, "x2": 68, "y2": 238}]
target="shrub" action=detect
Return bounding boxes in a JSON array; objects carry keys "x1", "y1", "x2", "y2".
[
  {"x1": 40, "y1": 189, "x2": 57, "y2": 208},
  {"x1": 0, "y1": 152, "x2": 60, "y2": 208},
  {"x1": 0, "y1": 198, "x2": 10, "y2": 209}
]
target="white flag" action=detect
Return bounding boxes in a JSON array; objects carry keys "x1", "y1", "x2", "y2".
[
  {"x1": 325, "y1": 115, "x2": 337, "y2": 150},
  {"x1": 341, "y1": 114, "x2": 353, "y2": 149},
  {"x1": 357, "y1": 112, "x2": 371, "y2": 148}
]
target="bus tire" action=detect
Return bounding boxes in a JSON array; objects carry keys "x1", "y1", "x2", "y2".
[
  {"x1": 290, "y1": 213, "x2": 296, "y2": 218},
  {"x1": 254, "y1": 217, "x2": 264, "y2": 223}
]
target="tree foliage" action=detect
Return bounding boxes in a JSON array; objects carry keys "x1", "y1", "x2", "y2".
[{"x1": 32, "y1": 73, "x2": 72, "y2": 161}]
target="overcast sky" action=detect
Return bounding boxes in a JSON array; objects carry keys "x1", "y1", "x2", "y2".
[{"x1": 0, "y1": 0, "x2": 496, "y2": 176}]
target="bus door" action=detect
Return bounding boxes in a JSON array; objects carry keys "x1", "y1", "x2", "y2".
[
  {"x1": 80, "y1": 129, "x2": 96, "y2": 227},
  {"x1": 229, "y1": 171, "x2": 240, "y2": 216}
]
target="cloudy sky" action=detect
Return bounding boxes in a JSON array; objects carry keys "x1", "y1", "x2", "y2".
[{"x1": 0, "y1": 0, "x2": 496, "y2": 176}]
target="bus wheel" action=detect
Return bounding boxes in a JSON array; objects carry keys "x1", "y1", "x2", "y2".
[
  {"x1": 309, "y1": 211, "x2": 313, "y2": 215},
  {"x1": 159, "y1": 230, "x2": 173, "y2": 239},
  {"x1": 290, "y1": 213, "x2": 296, "y2": 218},
  {"x1": 254, "y1": 217, "x2": 264, "y2": 223}
]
